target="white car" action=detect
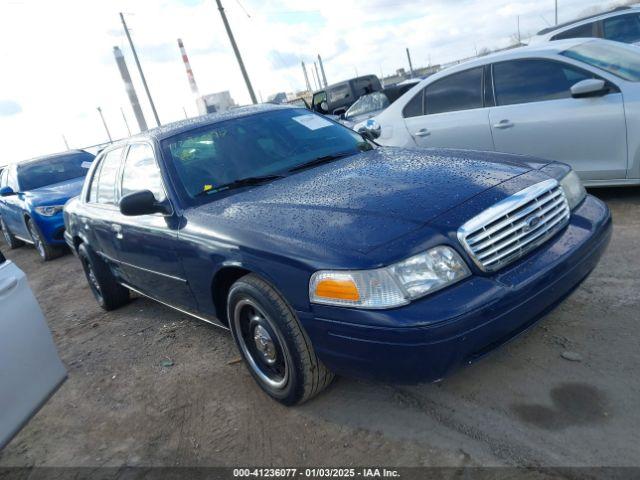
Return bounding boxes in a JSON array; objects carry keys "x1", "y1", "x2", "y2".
[
  {"x1": 530, "y1": 5, "x2": 640, "y2": 45},
  {"x1": 0, "y1": 248, "x2": 66, "y2": 449},
  {"x1": 360, "y1": 39, "x2": 640, "y2": 187}
]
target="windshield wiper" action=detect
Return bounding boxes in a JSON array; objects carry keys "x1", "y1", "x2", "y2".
[
  {"x1": 195, "y1": 174, "x2": 285, "y2": 197},
  {"x1": 288, "y1": 151, "x2": 355, "y2": 173}
]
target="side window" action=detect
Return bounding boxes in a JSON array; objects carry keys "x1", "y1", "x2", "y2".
[
  {"x1": 402, "y1": 89, "x2": 424, "y2": 118},
  {"x1": 424, "y1": 67, "x2": 483, "y2": 115},
  {"x1": 493, "y1": 59, "x2": 592, "y2": 106},
  {"x1": 95, "y1": 148, "x2": 123, "y2": 205},
  {"x1": 7, "y1": 169, "x2": 19, "y2": 191},
  {"x1": 121, "y1": 143, "x2": 166, "y2": 201},
  {"x1": 603, "y1": 13, "x2": 640, "y2": 43},
  {"x1": 552, "y1": 22, "x2": 596, "y2": 40}
]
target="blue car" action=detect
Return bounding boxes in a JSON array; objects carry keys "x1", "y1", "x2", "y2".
[
  {"x1": 64, "y1": 105, "x2": 611, "y2": 405},
  {"x1": 0, "y1": 150, "x2": 95, "y2": 260}
]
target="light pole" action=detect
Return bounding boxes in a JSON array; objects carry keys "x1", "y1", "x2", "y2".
[
  {"x1": 120, "y1": 12, "x2": 161, "y2": 126},
  {"x1": 97, "y1": 107, "x2": 113, "y2": 143},
  {"x1": 214, "y1": 0, "x2": 257, "y2": 104},
  {"x1": 555, "y1": 0, "x2": 558, "y2": 25}
]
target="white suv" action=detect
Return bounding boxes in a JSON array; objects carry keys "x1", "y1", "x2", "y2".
[
  {"x1": 530, "y1": 5, "x2": 640, "y2": 45},
  {"x1": 360, "y1": 39, "x2": 640, "y2": 187}
]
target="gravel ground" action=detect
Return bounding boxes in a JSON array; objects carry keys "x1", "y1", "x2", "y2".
[{"x1": 0, "y1": 188, "x2": 638, "y2": 469}]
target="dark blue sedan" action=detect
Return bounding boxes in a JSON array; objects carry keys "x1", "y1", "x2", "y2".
[
  {"x1": 0, "y1": 150, "x2": 94, "y2": 260},
  {"x1": 63, "y1": 105, "x2": 611, "y2": 405}
]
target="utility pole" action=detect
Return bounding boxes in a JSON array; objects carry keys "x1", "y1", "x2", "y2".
[
  {"x1": 97, "y1": 107, "x2": 113, "y2": 143},
  {"x1": 317, "y1": 54, "x2": 328, "y2": 87},
  {"x1": 406, "y1": 48, "x2": 414, "y2": 78},
  {"x1": 113, "y1": 46, "x2": 147, "y2": 132},
  {"x1": 119, "y1": 12, "x2": 161, "y2": 126},
  {"x1": 214, "y1": 0, "x2": 257, "y2": 104},
  {"x1": 313, "y1": 61, "x2": 321, "y2": 89},
  {"x1": 301, "y1": 61, "x2": 311, "y2": 92},
  {"x1": 120, "y1": 107, "x2": 131, "y2": 136},
  {"x1": 517, "y1": 16, "x2": 521, "y2": 44},
  {"x1": 62, "y1": 135, "x2": 70, "y2": 150},
  {"x1": 555, "y1": 0, "x2": 558, "y2": 25}
]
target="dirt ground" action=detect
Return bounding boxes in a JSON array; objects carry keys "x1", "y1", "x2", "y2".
[{"x1": 0, "y1": 188, "x2": 638, "y2": 469}]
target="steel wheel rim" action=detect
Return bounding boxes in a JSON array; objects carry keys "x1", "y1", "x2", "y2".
[
  {"x1": 2, "y1": 222, "x2": 10, "y2": 244},
  {"x1": 233, "y1": 298, "x2": 289, "y2": 390},
  {"x1": 82, "y1": 257, "x2": 102, "y2": 299}
]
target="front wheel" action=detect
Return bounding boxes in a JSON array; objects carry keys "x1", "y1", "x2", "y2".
[
  {"x1": 228, "y1": 274, "x2": 334, "y2": 405},
  {"x1": 26, "y1": 218, "x2": 63, "y2": 261}
]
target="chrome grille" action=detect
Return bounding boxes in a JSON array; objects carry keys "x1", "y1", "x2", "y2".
[{"x1": 457, "y1": 179, "x2": 570, "y2": 272}]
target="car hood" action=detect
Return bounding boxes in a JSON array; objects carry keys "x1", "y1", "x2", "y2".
[
  {"x1": 189, "y1": 147, "x2": 551, "y2": 255},
  {"x1": 24, "y1": 177, "x2": 85, "y2": 206}
]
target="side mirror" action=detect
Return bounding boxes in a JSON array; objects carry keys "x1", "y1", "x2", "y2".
[
  {"x1": 320, "y1": 101, "x2": 329, "y2": 113},
  {"x1": 119, "y1": 190, "x2": 169, "y2": 216},
  {"x1": 0, "y1": 186, "x2": 15, "y2": 197},
  {"x1": 571, "y1": 79, "x2": 608, "y2": 98},
  {"x1": 358, "y1": 118, "x2": 381, "y2": 141}
]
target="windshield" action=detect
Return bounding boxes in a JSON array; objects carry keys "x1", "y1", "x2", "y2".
[
  {"x1": 161, "y1": 109, "x2": 373, "y2": 202},
  {"x1": 345, "y1": 92, "x2": 389, "y2": 120},
  {"x1": 561, "y1": 41, "x2": 640, "y2": 81},
  {"x1": 17, "y1": 152, "x2": 94, "y2": 191}
]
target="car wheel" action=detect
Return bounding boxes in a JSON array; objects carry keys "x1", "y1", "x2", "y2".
[
  {"x1": 78, "y1": 243, "x2": 130, "y2": 311},
  {"x1": 227, "y1": 274, "x2": 334, "y2": 405},
  {"x1": 0, "y1": 217, "x2": 24, "y2": 249},
  {"x1": 26, "y1": 218, "x2": 63, "y2": 261}
]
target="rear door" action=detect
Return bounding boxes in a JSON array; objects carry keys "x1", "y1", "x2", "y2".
[
  {"x1": 0, "y1": 250, "x2": 66, "y2": 449},
  {"x1": 488, "y1": 58, "x2": 627, "y2": 181},
  {"x1": 114, "y1": 142, "x2": 196, "y2": 310},
  {"x1": 402, "y1": 67, "x2": 495, "y2": 151}
]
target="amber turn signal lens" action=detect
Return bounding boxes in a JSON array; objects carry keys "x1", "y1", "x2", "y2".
[{"x1": 314, "y1": 278, "x2": 360, "y2": 301}]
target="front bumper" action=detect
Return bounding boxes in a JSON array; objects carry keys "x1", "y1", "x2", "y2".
[
  {"x1": 297, "y1": 194, "x2": 612, "y2": 383},
  {"x1": 33, "y1": 212, "x2": 66, "y2": 246}
]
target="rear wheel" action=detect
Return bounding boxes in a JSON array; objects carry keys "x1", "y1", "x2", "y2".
[
  {"x1": 228, "y1": 274, "x2": 334, "y2": 405},
  {"x1": 78, "y1": 243, "x2": 130, "y2": 311},
  {"x1": 26, "y1": 218, "x2": 63, "y2": 261},
  {"x1": 1, "y1": 217, "x2": 24, "y2": 249}
]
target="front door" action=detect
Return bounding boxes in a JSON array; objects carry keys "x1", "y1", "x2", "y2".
[
  {"x1": 402, "y1": 66, "x2": 495, "y2": 151},
  {"x1": 115, "y1": 142, "x2": 196, "y2": 310},
  {"x1": 488, "y1": 58, "x2": 627, "y2": 181}
]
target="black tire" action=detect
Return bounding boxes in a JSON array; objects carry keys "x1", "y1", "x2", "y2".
[
  {"x1": 26, "y1": 217, "x2": 64, "y2": 261},
  {"x1": 1, "y1": 216, "x2": 24, "y2": 249},
  {"x1": 78, "y1": 243, "x2": 130, "y2": 311},
  {"x1": 227, "y1": 274, "x2": 334, "y2": 405}
]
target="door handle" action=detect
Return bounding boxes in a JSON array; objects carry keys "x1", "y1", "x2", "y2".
[
  {"x1": 0, "y1": 277, "x2": 18, "y2": 297},
  {"x1": 493, "y1": 120, "x2": 514, "y2": 129},
  {"x1": 413, "y1": 128, "x2": 430, "y2": 137},
  {"x1": 111, "y1": 224, "x2": 123, "y2": 240}
]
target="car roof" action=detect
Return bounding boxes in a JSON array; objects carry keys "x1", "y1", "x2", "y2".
[
  {"x1": 128, "y1": 103, "x2": 295, "y2": 143},
  {"x1": 15, "y1": 149, "x2": 92, "y2": 168},
  {"x1": 424, "y1": 38, "x2": 593, "y2": 79},
  {"x1": 537, "y1": 5, "x2": 639, "y2": 36}
]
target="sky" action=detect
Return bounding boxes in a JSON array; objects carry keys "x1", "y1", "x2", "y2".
[{"x1": 0, "y1": 0, "x2": 624, "y2": 164}]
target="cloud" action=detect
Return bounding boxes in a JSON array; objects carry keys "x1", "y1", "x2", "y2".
[
  {"x1": 267, "y1": 50, "x2": 300, "y2": 70},
  {"x1": 0, "y1": 100, "x2": 22, "y2": 117}
]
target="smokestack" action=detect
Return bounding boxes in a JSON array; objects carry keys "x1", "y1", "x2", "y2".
[
  {"x1": 301, "y1": 61, "x2": 311, "y2": 92},
  {"x1": 406, "y1": 47, "x2": 414, "y2": 78},
  {"x1": 177, "y1": 38, "x2": 200, "y2": 97},
  {"x1": 317, "y1": 54, "x2": 328, "y2": 87},
  {"x1": 113, "y1": 46, "x2": 148, "y2": 132}
]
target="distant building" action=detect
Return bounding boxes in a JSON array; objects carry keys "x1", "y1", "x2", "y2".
[
  {"x1": 197, "y1": 91, "x2": 237, "y2": 115},
  {"x1": 267, "y1": 92, "x2": 288, "y2": 104}
]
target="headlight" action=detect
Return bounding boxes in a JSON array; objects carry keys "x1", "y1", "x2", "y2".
[
  {"x1": 559, "y1": 170, "x2": 586, "y2": 210},
  {"x1": 309, "y1": 246, "x2": 470, "y2": 309},
  {"x1": 35, "y1": 205, "x2": 64, "y2": 216}
]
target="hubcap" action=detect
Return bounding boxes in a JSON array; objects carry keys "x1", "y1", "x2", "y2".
[
  {"x1": 253, "y1": 324, "x2": 277, "y2": 365},
  {"x1": 84, "y1": 259, "x2": 102, "y2": 297},
  {"x1": 233, "y1": 299, "x2": 289, "y2": 390},
  {"x1": 1, "y1": 220, "x2": 10, "y2": 244},
  {"x1": 28, "y1": 221, "x2": 45, "y2": 257}
]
